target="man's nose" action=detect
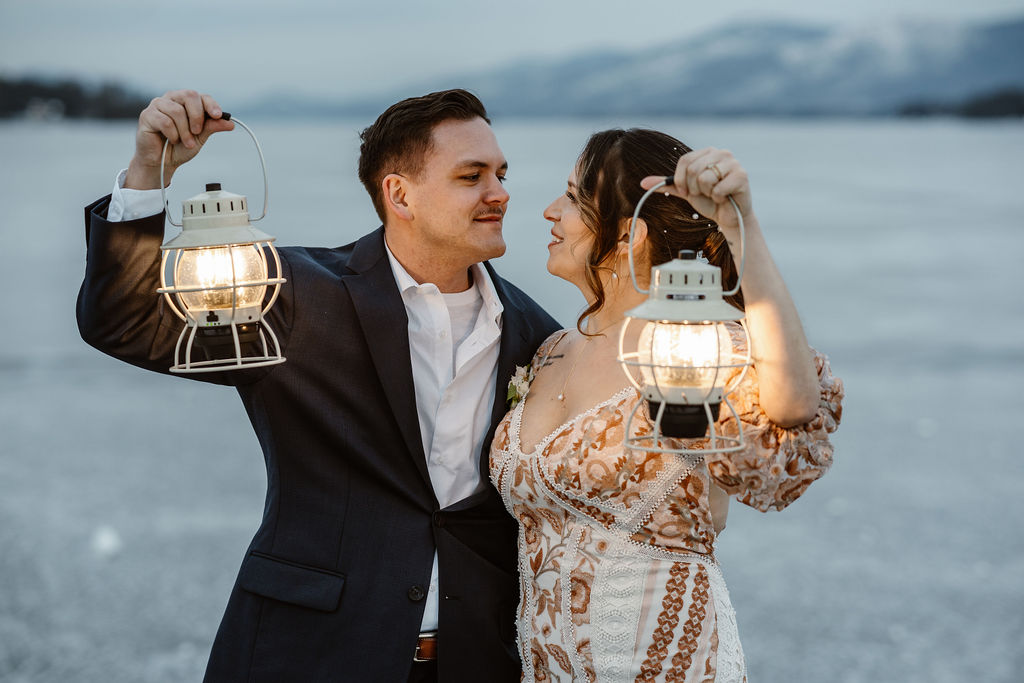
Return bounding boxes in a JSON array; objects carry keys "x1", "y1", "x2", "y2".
[{"x1": 485, "y1": 177, "x2": 510, "y2": 204}]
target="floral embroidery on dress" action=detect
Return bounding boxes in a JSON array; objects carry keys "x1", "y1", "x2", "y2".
[{"x1": 490, "y1": 330, "x2": 844, "y2": 682}]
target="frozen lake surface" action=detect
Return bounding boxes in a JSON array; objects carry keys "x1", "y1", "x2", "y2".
[{"x1": 1, "y1": 115, "x2": 1022, "y2": 682}]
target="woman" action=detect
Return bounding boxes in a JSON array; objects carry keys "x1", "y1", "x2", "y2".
[{"x1": 489, "y1": 129, "x2": 843, "y2": 682}]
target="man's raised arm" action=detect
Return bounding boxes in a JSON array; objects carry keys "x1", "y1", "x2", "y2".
[{"x1": 76, "y1": 90, "x2": 257, "y2": 381}]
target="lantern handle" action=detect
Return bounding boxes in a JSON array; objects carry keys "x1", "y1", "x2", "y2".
[
  {"x1": 160, "y1": 114, "x2": 269, "y2": 228},
  {"x1": 626, "y1": 178, "x2": 746, "y2": 297}
]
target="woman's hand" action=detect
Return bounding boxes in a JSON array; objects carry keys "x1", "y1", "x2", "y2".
[
  {"x1": 125, "y1": 89, "x2": 234, "y2": 190},
  {"x1": 641, "y1": 147, "x2": 752, "y2": 232}
]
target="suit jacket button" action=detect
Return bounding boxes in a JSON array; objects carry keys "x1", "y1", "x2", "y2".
[
  {"x1": 408, "y1": 585, "x2": 426, "y2": 602},
  {"x1": 432, "y1": 511, "x2": 445, "y2": 528}
]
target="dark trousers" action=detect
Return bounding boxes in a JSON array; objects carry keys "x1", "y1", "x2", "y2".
[{"x1": 407, "y1": 660, "x2": 438, "y2": 683}]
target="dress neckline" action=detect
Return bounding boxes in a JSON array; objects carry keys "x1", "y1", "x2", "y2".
[{"x1": 512, "y1": 386, "x2": 635, "y2": 457}]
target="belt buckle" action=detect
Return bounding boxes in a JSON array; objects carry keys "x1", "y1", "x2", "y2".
[{"x1": 413, "y1": 630, "x2": 438, "y2": 662}]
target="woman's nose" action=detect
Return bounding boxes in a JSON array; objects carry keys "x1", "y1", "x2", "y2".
[{"x1": 543, "y1": 197, "x2": 561, "y2": 221}]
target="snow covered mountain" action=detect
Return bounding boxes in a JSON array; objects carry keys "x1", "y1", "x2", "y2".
[
  {"x1": 434, "y1": 17, "x2": 1024, "y2": 116},
  {"x1": 245, "y1": 16, "x2": 1024, "y2": 117}
]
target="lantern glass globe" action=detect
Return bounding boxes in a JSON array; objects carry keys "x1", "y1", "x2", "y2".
[
  {"x1": 174, "y1": 244, "x2": 267, "y2": 312},
  {"x1": 637, "y1": 321, "x2": 733, "y2": 397}
]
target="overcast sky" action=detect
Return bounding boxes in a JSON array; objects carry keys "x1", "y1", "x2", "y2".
[{"x1": 2, "y1": 0, "x2": 1022, "y2": 103}]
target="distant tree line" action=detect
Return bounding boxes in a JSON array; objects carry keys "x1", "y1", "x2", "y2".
[
  {"x1": 0, "y1": 77, "x2": 149, "y2": 119},
  {"x1": 3, "y1": 75, "x2": 1023, "y2": 120},
  {"x1": 899, "y1": 87, "x2": 1024, "y2": 118}
]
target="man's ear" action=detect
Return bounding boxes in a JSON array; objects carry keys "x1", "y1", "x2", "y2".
[{"x1": 383, "y1": 174, "x2": 413, "y2": 221}]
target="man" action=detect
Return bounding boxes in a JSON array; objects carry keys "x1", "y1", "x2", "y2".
[{"x1": 77, "y1": 89, "x2": 559, "y2": 682}]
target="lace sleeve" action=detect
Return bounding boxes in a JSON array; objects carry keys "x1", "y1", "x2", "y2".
[{"x1": 704, "y1": 343, "x2": 844, "y2": 513}]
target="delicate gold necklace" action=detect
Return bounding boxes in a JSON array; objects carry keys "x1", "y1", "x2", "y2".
[{"x1": 557, "y1": 318, "x2": 623, "y2": 402}]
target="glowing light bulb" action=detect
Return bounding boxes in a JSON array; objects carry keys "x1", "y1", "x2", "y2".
[
  {"x1": 638, "y1": 321, "x2": 733, "y2": 396},
  {"x1": 175, "y1": 245, "x2": 267, "y2": 312},
  {"x1": 634, "y1": 320, "x2": 735, "y2": 438}
]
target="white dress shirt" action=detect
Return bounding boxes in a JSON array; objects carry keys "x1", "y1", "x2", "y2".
[
  {"x1": 109, "y1": 173, "x2": 506, "y2": 632},
  {"x1": 383, "y1": 242, "x2": 504, "y2": 631}
]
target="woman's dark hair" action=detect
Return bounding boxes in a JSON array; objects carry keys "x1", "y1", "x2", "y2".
[
  {"x1": 358, "y1": 89, "x2": 490, "y2": 221},
  {"x1": 574, "y1": 128, "x2": 744, "y2": 334}
]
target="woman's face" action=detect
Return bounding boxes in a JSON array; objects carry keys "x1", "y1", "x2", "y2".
[{"x1": 543, "y1": 168, "x2": 596, "y2": 290}]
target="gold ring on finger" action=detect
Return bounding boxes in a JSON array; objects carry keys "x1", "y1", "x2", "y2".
[{"x1": 705, "y1": 163, "x2": 724, "y2": 181}]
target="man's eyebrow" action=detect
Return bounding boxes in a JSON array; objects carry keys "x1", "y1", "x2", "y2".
[{"x1": 455, "y1": 160, "x2": 509, "y2": 171}]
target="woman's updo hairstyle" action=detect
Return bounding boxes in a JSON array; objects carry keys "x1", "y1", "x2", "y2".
[{"x1": 574, "y1": 128, "x2": 744, "y2": 334}]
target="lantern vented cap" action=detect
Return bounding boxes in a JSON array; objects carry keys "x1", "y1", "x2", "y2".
[
  {"x1": 678, "y1": 250, "x2": 697, "y2": 260},
  {"x1": 626, "y1": 254, "x2": 743, "y2": 323},
  {"x1": 162, "y1": 183, "x2": 275, "y2": 249}
]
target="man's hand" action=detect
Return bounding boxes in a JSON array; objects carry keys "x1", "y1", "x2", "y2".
[{"x1": 124, "y1": 90, "x2": 234, "y2": 190}]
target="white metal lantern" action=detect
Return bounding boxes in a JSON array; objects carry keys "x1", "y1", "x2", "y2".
[
  {"x1": 156, "y1": 116, "x2": 286, "y2": 373},
  {"x1": 617, "y1": 178, "x2": 751, "y2": 454}
]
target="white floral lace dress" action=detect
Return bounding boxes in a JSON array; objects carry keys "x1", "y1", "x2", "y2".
[{"x1": 489, "y1": 331, "x2": 844, "y2": 682}]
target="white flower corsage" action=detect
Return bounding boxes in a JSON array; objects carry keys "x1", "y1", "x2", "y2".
[{"x1": 506, "y1": 363, "x2": 535, "y2": 410}]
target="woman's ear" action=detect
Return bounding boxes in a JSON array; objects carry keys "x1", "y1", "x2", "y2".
[
  {"x1": 383, "y1": 174, "x2": 413, "y2": 222},
  {"x1": 617, "y1": 216, "x2": 648, "y2": 257}
]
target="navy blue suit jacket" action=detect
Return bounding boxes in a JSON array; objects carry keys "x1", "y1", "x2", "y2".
[{"x1": 77, "y1": 196, "x2": 560, "y2": 682}]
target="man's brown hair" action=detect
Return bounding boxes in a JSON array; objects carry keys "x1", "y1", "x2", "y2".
[{"x1": 358, "y1": 89, "x2": 490, "y2": 222}]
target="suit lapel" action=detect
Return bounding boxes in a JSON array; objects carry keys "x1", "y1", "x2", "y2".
[
  {"x1": 482, "y1": 264, "x2": 534, "y2": 466},
  {"x1": 345, "y1": 240, "x2": 539, "y2": 491},
  {"x1": 345, "y1": 229, "x2": 432, "y2": 493}
]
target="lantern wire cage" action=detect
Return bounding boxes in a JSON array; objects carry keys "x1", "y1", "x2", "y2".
[
  {"x1": 617, "y1": 178, "x2": 752, "y2": 455},
  {"x1": 155, "y1": 116, "x2": 287, "y2": 373},
  {"x1": 618, "y1": 319, "x2": 751, "y2": 456},
  {"x1": 158, "y1": 244, "x2": 285, "y2": 373}
]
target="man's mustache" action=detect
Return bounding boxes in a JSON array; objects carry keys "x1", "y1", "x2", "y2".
[{"x1": 473, "y1": 207, "x2": 506, "y2": 220}]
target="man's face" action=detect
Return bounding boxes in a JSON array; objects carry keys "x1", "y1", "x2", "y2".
[{"x1": 403, "y1": 117, "x2": 509, "y2": 268}]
